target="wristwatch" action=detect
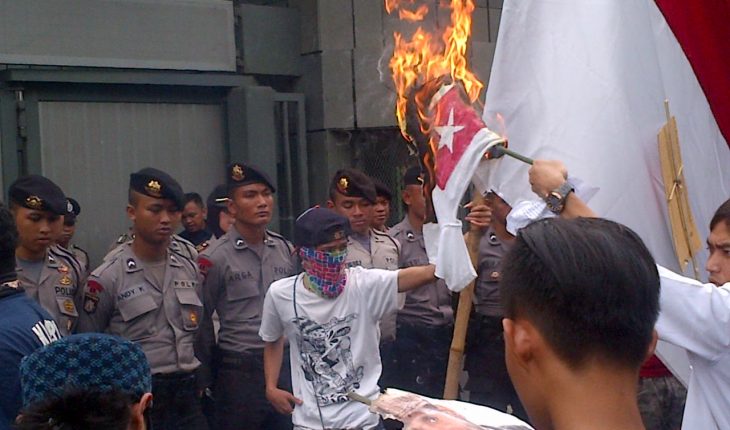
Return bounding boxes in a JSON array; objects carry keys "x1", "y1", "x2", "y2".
[{"x1": 545, "y1": 181, "x2": 575, "y2": 214}]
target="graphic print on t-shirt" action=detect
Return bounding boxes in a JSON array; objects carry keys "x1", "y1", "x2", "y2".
[{"x1": 294, "y1": 313, "x2": 364, "y2": 406}]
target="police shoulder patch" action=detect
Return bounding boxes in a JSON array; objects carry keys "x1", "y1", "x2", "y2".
[
  {"x1": 87, "y1": 279, "x2": 104, "y2": 295},
  {"x1": 83, "y1": 293, "x2": 99, "y2": 314}
]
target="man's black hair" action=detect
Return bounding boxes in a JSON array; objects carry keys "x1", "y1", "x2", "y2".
[
  {"x1": 500, "y1": 217, "x2": 660, "y2": 369},
  {"x1": 16, "y1": 388, "x2": 136, "y2": 430},
  {"x1": 710, "y1": 198, "x2": 730, "y2": 231},
  {"x1": 184, "y1": 192, "x2": 205, "y2": 208},
  {"x1": 0, "y1": 202, "x2": 19, "y2": 278}
]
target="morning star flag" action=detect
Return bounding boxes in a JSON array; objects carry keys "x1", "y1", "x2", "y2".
[
  {"x1": 423, "y1": 84, "x2": 503, "y2": 292},
  {"x1": 480, "y1": 0, "x2": 730, "y2": 428}
]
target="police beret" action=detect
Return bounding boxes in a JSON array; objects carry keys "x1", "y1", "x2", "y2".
[
  {"x1": 372, "y1": 178, "x2": 392, "y2": 201},
  {"x1": 65, "y1": 197, "x2": 81, "y2": 222},
  {"x1": 226, "y1": 162, "x2": 276, "y2": 193},
  {"x1": 8, "y1": 175, "x2": 67, "y2": 215},
  {"x1": 20, "y1": 333, "x2": 152, "y2": 408},
  {"x1": 66, "y1": 198, "x2": 81, "y2": 216},
  {"x1": 403, "y1": 166, "x2": 425, "y2": 186},
  {"x1": 294, "y1": 207, "x2": 351, "y2": 248},
  {"x1": 207, "y1": 183, "x2": 229, "y2": 208},
  {"x1": 129, "y1": 167, "x2": 184, "y2": 209},
  {"x1": 330, "y1": 168, "x2": 377, "y2": 203}
]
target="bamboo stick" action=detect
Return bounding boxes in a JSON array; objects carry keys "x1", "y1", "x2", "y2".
[{"x1": 443, "y1": 191, "x2": 486, "y2": 400}]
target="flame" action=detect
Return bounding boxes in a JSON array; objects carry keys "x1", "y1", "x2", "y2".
[
  {"x1": 399, "y1": 5, "x2": 429, "y2": 21},
  {"x1": 386, "y1": 0, "x2": 483, "y2": 142}
]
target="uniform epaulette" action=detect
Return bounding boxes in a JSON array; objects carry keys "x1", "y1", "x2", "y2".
[
  {"x1": 388, "y1": 223, "x2": 405, "y2": 237},
  {"x1": 170, "y1": 248, "x2": 199, "y2": 274},
  {"x1": 103, "y1": 242, "x2": 128, "y2": 262},
  {"x1": 373, "y1": 228, "x2": 400, "y2": 252},
  {"x1": 73, "y1": 245, "x2": 90, "y2": 260},
  {"x1": 267, "y1": 230, "x2": 293, "y2": 254},
  {"x1": 200, "y1": 234, "x2": 228, "y2": 259},
  {"x1": 89, "y1": 256, "x2": 117, "y2": 278},
  {"x1": 49, "y1": 245, "x2": 83, "y2": 283},
  {"x1": 171, "y1": 235, "x2": 198, "y2": 261}
]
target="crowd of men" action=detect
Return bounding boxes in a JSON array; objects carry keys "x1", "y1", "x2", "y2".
[{"x1": 0, "y1": 158, "x2": 728, "y2": 430}]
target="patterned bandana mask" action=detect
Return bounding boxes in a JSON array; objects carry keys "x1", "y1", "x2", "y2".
[{"x1": 299, "y1": 247, "x2": 348, "y2": 299}]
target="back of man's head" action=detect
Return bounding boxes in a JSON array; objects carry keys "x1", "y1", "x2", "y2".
[{"x1": 501, "y1": 217, "x2": 660, "y2": 369}]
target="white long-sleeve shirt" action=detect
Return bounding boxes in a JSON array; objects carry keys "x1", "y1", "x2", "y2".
[{"x1": 656, "y1": 266, "x2": 730, "y2": 430}]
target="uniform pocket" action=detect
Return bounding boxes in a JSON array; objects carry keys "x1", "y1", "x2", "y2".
[
  {"x1": 174, "y1": 286, "x2": 203, "y2": 331},
  {"x1": 225, "y1": 278, "x2": 261, "y2": 320},
  {"x1": 117, "y1": 292, "x2": 158, "y2": 340}
]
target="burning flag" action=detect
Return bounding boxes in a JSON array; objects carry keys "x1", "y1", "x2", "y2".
[
  {"x1": 386, "y1": 0, "x2": 505, "y2": 292},
  {"x1": 423, "y1": 84, "x2": 504, "y2": 291}
]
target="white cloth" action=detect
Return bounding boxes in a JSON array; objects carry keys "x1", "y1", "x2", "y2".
[
  {"x1": 482, "y1": 0, "x2": 730, "y2": 273},
  {"x1": 427, "y1": 128, "x2": 502, "y2": 292},
  {"x1": 259, "y1": 267, "x2": 399, "y2": 430},
  {"x1": 656, "y1": 266, "x2": 730, "y2": 430},
  {"x1": 482, "y1": 0, "x2": 730, "y2": 390}
]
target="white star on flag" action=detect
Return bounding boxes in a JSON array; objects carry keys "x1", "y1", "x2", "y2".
[
  {"x1": 434, "y1": 108, "x2": 464, "y2": 152},
  {"x1": 421, "y1": 85, "x2": 504, "y2": 293}
]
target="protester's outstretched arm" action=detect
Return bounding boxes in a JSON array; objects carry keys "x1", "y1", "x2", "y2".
[
  {"x1": 528, "y1": 159, "x2": 598, "y2": 218},
  {"x1": 397, "y1": 264, "x2": 437, "y2": 292},
  {"x1": 264, "y1": 337, "x2": 302, "y2": 414}
]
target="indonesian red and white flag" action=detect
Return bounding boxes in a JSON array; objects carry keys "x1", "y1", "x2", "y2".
[
  {"x1": 423, "y1": 84, "x2": 503, "y2": 292},
  {"x1": 480, "y1": 1, "x2": 730, "y2": 428}
]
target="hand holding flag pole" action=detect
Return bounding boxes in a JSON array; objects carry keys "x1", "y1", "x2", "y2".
[{"x1": 486, "y1": 143, "x2": 534, "y2": 165}]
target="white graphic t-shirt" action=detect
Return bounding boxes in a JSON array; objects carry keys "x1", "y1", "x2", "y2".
[{"x1": 260, "y1": 266, "x2": 399, "y2": 430}]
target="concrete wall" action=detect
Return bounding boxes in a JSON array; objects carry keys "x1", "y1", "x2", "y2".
[
  {"x1": 0, "y1": 0, "x2": 236, "y2": 71},
  {"x1": 293, "y1": 0, "x2": 502, "y2": 181}
]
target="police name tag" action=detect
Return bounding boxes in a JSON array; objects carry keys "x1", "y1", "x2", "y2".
[{"x1": 173, "y1": 280, "x2": 197, "y2": 289}]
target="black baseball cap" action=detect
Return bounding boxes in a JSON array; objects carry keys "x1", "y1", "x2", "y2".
[{"x1": 294, "y1": 207, "x2": 351, "y2": 248}]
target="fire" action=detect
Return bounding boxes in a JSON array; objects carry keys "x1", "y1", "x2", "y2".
[{"x1": 386, "y1": 0, "x2": 483, "y2": 142}]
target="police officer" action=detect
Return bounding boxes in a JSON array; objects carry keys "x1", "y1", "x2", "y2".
[
  {"x1": 8, "y1": 175, "x2": 84, "y2": 336},
  {"x1": 206, "y1": 183, "x2": 234, "y2": 239},
  {"x1": 326, "y1": 168, "x2": 400, "y2": 338},
  {"x1": 0, "y1": 202, "x2": 61, "y2": 430},
  {"x1": 465, "y1": 190, "x2": 527, "y2": 421},
  {"x1": 372, "y1": 178, "x2": 393, "y2": 232},
  {"x1": 57, "y1": 197, "x2": 90, "y2": 275},
  {"x1": 76, "y1": 167, "x2": 208, "y2": 430},
  {"x1": 179, "y1": 192, "x2": 214, "y2": 252},
  {"x1": 387, "y1": 167, "x2": 454, "y2": 398},
  {"x1": 197, "y1": 162, "x2": 296, "y2": 430}
]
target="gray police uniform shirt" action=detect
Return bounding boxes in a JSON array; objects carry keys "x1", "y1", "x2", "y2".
[
  {"x1": 345, "y1": 228, "x2": 400, "y2": 342},
  {"x1": 390, "y1": 217, "x2": 453, "y2": 327},
  {"x1": 76, "y1": 243, "x2": 203, "y2": 375},
  {"x1": 16, "y1": 246, "x2": 85, "y2": 336},
  {"x1": 473, "y1": 228, "x2": 511, "y2": 318},
  {"x1": 198, "y1": 229, "x2": 296, "y2": 355}
]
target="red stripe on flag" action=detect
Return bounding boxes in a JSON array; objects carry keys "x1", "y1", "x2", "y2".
[{"x1": 655, "y1": 0, "x2": 730, "y2": 147}]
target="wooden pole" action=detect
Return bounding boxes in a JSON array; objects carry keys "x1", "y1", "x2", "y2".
[
  {"x1": 443, "y1": 190, "x2": 486, "y2": 400},
  {"x1": 658, "y1": 100, "x2": 702, "y2": 279}
]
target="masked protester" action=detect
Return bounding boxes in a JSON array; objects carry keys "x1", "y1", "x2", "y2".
[{"x1": 259, "y1": 207, "x2": 439, "y2": 430}]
